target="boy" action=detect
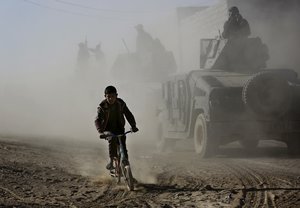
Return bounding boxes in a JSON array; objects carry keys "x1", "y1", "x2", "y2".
[{"x1": 95, "y1": 85, "x2": 139, "y2": 170}]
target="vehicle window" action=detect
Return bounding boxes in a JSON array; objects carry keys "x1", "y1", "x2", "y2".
[
  {"x1": 200, "y1": 39, "x2": 211, "y2": 56},
  {"x1": 178, "y1": 80, "x2": 186, "y2": 108},
  {"x1": 166, "y1": 82, "x2": 172, "y2": 107},
  {"x1": 178, "y1": 80, "x2": 187, "y2": 121},
  {"x1": 172, "y1": 82, "x2": 178, "y2": 108},
  {"x1": 207, "y1": 40, "x2": 219, "y2": 58}
]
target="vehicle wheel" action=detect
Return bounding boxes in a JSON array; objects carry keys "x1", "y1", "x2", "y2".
[
  {"x1": 156, "y1": 123, "x2": 175, "y2": 153},
  {"x1": 239, "y1": 139, "x2": 259, "y2": 150},
  {"x1": 242, "y1": 71, "x2": 292, "y2": 118},
  {"x1": 194, "y1": 114, "x2": 216, "y2": 158}
]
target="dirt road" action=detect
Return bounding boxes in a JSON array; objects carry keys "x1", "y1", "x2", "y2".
[{"x1": 0, "y1": 136, "x2": 299, "y2": 208}]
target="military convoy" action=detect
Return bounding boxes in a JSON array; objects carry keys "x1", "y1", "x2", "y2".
[{"x1": 157, "y1": 37, "x2": 300, "y2": 157}]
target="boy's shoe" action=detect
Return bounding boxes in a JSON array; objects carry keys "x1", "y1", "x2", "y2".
[{"x1": 106, "y1": 162, "x2": 114, "y2": 170}]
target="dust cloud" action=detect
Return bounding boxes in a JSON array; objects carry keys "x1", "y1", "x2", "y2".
[
  {"x1": 223, "y1": 0, "x2": 300, "y2": 150},
  {"x1": 0, "y1": 0, "x2": 193, "y2": 142},
  {"x1": 232, "y1": 0, "x2": 300, "y2": 72},
  {"x1": 1, "y1": 0, "x2": 299, "y2": 180},
  {"x1": 0, "y1": 2, "x2": 164, "y2": 142},
  {"x1": 0, "y1": 0, "x2": 200, "y2": 180}
]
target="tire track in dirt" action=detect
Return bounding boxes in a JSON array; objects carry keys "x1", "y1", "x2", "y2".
[
  {"x1": 2, "y1": 138, "x2": 300, "y2": 207},
  {"x1": 136, "y1": 159, "x2": 240, "y2": 207},
  {"x1": 92, "y1": 161, "x2": 227, "y2": 207},
  {"x1": 244, "y1": 159, "x2": 300, "y2": 208},
  {"x1": 222, "y1": 160, "x2": 269, "y2": 208},
  {"x1": 240, "y1": 164, "x2": 276, "y2": 208},
  {"x1": 223, "y1": 159, "x2": 300, "y2": 208}
]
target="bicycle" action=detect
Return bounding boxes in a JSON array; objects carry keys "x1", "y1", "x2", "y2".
[{"x1": 100, "y1": 130, "x2": 135, "y2": 191}]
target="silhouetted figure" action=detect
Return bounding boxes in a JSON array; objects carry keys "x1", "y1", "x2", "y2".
[
  {"x1": 135, "y1": 24, "x2": 154, "y2": 54},
  {"x1": 222, "y1": 6, "x2": 251, "y2": 39},
  {"x1": 90, "y1": 43, "x2": 105, "y2": 62},
  {"x1": 77, "y1": 41, "x2": 90, "y2": 69}
]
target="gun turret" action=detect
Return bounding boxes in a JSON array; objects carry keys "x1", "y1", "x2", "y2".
[{"x1": 200, "y1": 37, "x2": 269, "y2": 72}]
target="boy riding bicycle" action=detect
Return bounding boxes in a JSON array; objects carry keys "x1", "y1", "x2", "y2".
[{"x1": 95, "y1": 85, "x2": 139, "y2": 170}]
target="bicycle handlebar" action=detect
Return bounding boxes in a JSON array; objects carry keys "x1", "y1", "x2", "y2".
[{"x1": 100, "y1": 130, "x2": 132, "y2": 139}]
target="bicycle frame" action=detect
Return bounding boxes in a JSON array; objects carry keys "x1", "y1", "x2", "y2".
[
  {"x1": 102, "y1": 130, "x2": 134, "y2": 191},
  {"x1": 112, "y1": 134, "x2": 128, "y2": 183}
]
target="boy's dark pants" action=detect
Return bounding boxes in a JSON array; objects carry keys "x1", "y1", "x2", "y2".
[{"x1": 108, "y1": 136, "x2": 128, "y2": 160}]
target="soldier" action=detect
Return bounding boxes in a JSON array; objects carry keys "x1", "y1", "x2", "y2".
[
  {"x1": 135, "y1": 24, "x2": 154, "y2": 54},
  {"x1": 77, "y1": 41, "x2": 90, "y2": 69},
  {"x1": 222, "y1": 6, "x2": 251, "y2": 39},
  {"x1": 90, "y1": 43, "x2": 104, "y2": 62}
]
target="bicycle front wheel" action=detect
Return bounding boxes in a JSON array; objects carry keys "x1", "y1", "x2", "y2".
[{"x1": 122, "y1": 165, "x2": 134, "y2": 191}]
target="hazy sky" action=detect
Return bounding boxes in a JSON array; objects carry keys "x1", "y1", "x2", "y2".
[{"x1": 0, "y1": 0, "x2": 218, "y2": 72}]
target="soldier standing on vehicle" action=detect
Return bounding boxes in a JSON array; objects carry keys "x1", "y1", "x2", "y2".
[
  {"x1": 95, "y1": 86, "x2": 139, "y2": 170},
  {"x1": 89, "y1": 42, "x2": 106, "y2": 71},
  {"x1": 90, "y1": 43, "x2": 105, "y2": 62},
  {"x1": 135, "y1": 24, "x2": 154, "y2": 54},
  {"x1": 222, "y1": 6, "x2": 251, "y2": 39}
]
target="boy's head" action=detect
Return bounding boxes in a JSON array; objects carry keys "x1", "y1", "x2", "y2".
[{"x1": 104, "y1": 85, "x2": 118, "y2": 105}]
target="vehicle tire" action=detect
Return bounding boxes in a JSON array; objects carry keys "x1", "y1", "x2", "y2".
[
  {"x1": 123, "y1": 165, "x2": 134, "y2": 191},
  {"x1": 239, "y1": 139, "x2": 259, "y2": 150},
  {"x1": 242, "y1": 71, "x2": 292, "y2": 118},
  {"x1": 194, "y1": 114, "x2": 216, "y2": 158},
  {"x1": 156, "y1": 123, "x2": 175, "y2": 153}
]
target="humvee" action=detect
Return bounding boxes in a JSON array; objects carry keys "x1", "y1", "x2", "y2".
[{"x1": 157, "y1": 37, "x2": 300, "y2": 157}]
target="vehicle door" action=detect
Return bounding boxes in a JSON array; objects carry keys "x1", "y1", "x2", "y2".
[
  {"x1": 168, "y1": 76, "x2": 189, "y2": 132},
  {"x1": 176, "y1": 79, "x2": 189, "y2": 131}
]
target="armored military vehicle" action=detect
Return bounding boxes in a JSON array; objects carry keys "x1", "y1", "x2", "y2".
[
  {"x1": 111, "y1": 38, "x2": 177, "y2": 82},
  {"x1": 111, "y1": 51, "x2": 176, "y2": 82},
  {"x1": 157, "y1": 37, "x2": 300, "y2": 157}
]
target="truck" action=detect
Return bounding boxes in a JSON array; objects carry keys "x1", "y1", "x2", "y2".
[{"x1": 157, "y1": 37, "x2": 300, "y2": 157}]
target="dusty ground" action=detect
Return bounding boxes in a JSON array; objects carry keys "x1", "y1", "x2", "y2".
[{"x1": 0, "y1": 135, "x2": 300, "y2": 208}]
